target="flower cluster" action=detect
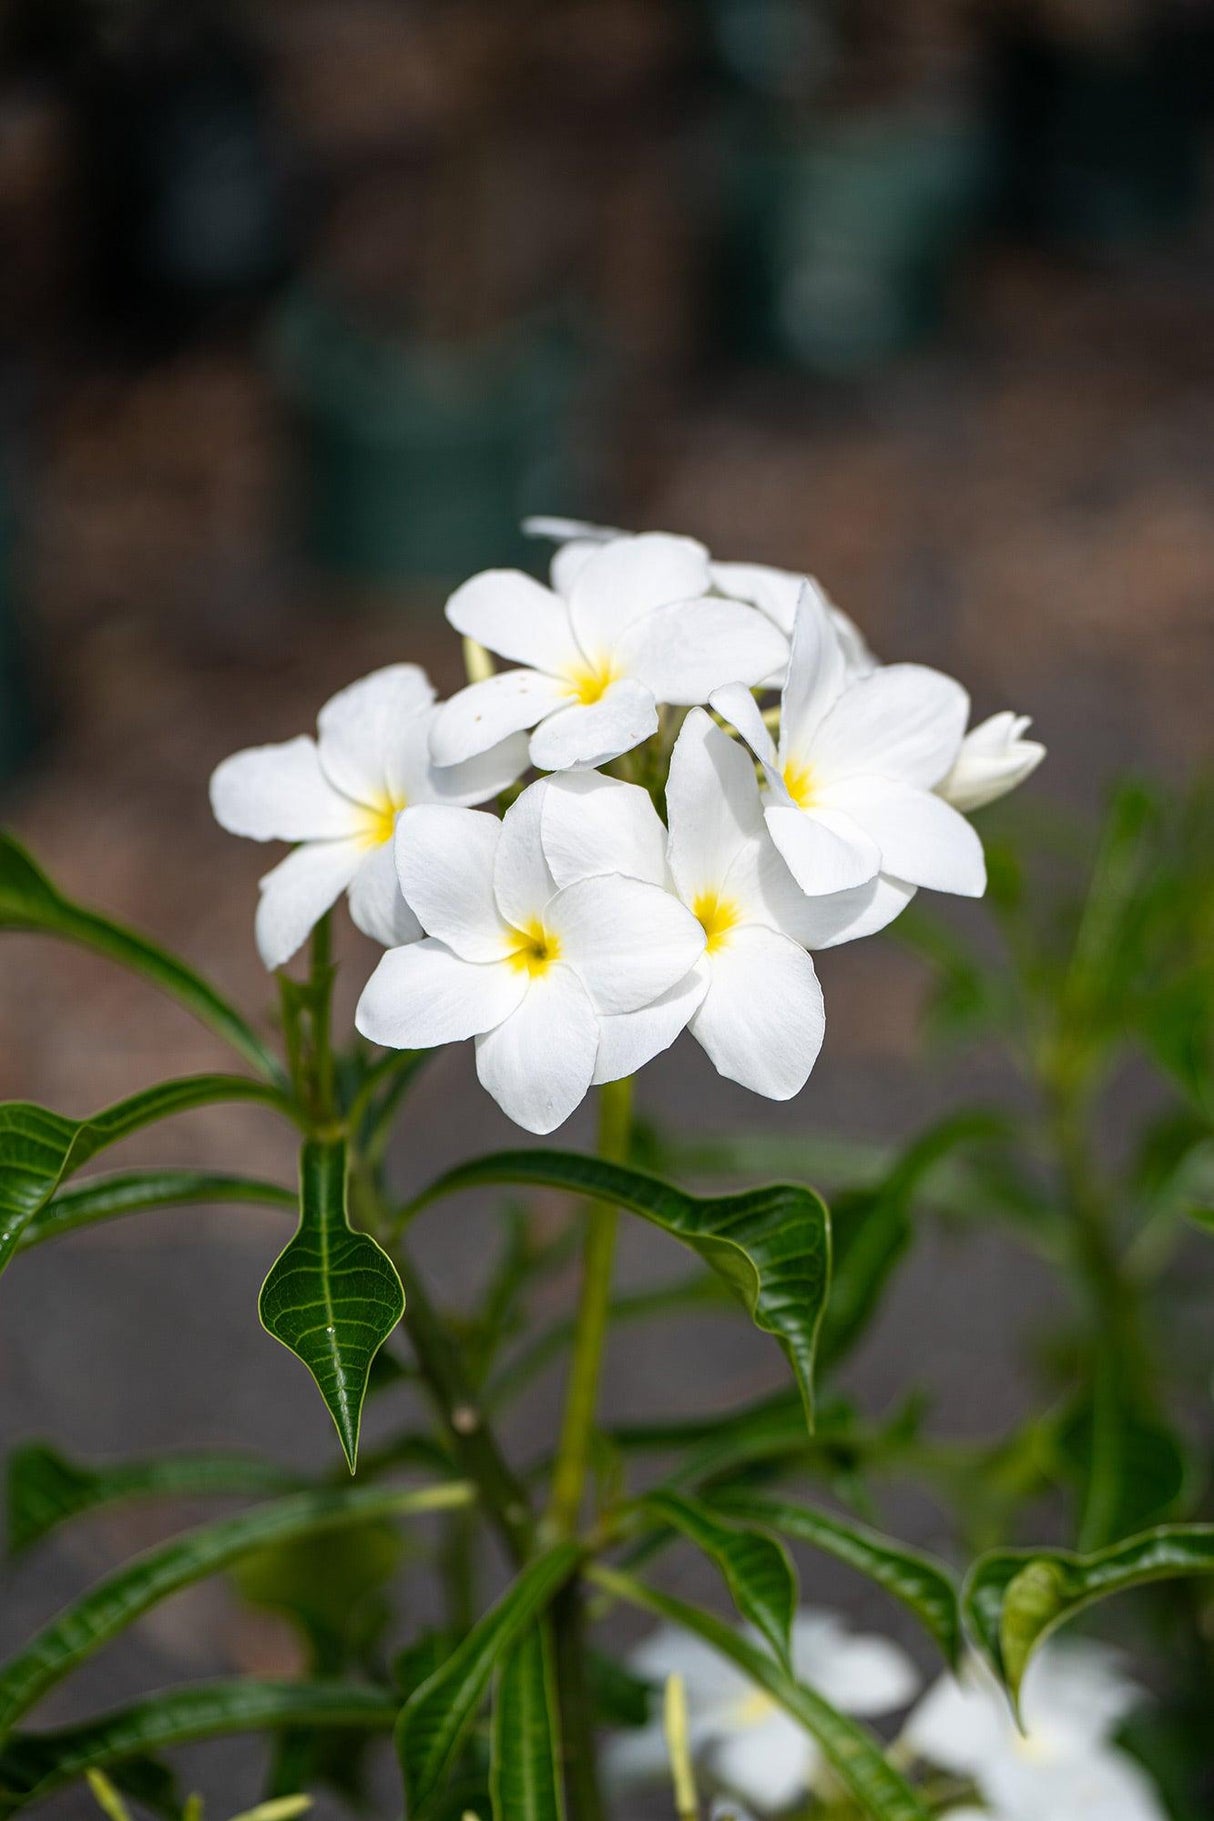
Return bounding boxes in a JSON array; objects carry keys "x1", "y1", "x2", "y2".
[{"x1": 211, "y1": 523, "x2": 1044, "y2": 1132}]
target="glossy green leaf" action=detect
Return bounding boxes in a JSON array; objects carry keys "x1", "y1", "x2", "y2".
[
  {"x1": 964, "y1": 1524, "x2": 1214, "y2": 1707},
  {"x1": 1060, "y1": 1374, "x2": 1190, "y2": 1552},
  {"x1": 18, "y1": 1170, "x2": 294, "y2": 1254},
  {"x1": 0, "y1": 1680, "x2": 396, "y2": 1813},
  {"x1": 0, "y1": 1077, "x2": 291, "y2": 1279},
  {"x1": 592, "y1": 1567, "x2": 930, "y2": 1821},
  {"x1": 713, "y1": 1492, "x2": 961, "y2": 1667},
  {"x1": 259, "y1": 1140, "x2": 405, "y2": 1473},
  {"x1": 0, "y1": 830, "x2": 282, "y2": 1082},
  {"x1": 6, "y1": 1443, "x2": 300, "y2": 1556},
  {"x1": 490, "y1": 1622, "x2": 564, "y2": 1821},
  {"x1": 409, "y1": 1151, "x2": 830, "y2": 1425},
  {"x1": 0, "y1": 1481, "x2": 469, "y2": 1731},
  {"x1": 397, "y1": 1543, "x2": 580, "y2": 1818},
  {"x1": 639, "y1": 1490, "x2": 797, "y2": 1668}
]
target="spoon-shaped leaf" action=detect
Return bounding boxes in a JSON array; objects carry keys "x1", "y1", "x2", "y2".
[
  {"x1": 490, "y1": 1622, "x2": 565, "y2": 1821},
  {"x1": 0, "y1": 830, "x2": 282, "y2": 1082},
  {"x1": 408, "y1": 1151, "x2": 830, "y2": 1427},
  {"x1": 259, "y1": 1141, "x2": 405, "y2": 1473},
  {"x1": 0, "y1": 1078, "x2": 291, "y2": 1279},
  {"x1": 638, "y1": 1490, "x2": 797, "y2": 1669},
  {"x1": 0, "y1": 1680, "x2": 397, "y2": 1813},
  {"x1": 964, "y1": 1523, "x2": 1214, "y2": 1709},
  {"x1": 0, "y1": 1481, "x2": 469, "y2": 1732}
]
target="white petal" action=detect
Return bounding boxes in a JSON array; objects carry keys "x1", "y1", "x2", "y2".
[
  {"x1": 938, "y1": 711, "x2": 1045, "y2": 813},
  {"x1": 666, "y1": 709, "x2": 764, "y2": 906},
  {"x1": 429, "y1": 670, "x2": 571, "y2": 766},
  {"x1": 811, "y1": 664, "x2": 969, "y2": 789},
  {"x1": 521, "y1": 514, "x2": 621, "y2": 544},
  {"x1": 395, "y1": 805, "x2": 510, "y2": 960},
  {"x1": 528, "y1": 678, "x2": 658, "y2": 771},
  {"x1": 710, "y1": 683, "x2": 778, "y2": 772},
  {"x1": 824, "y1": 777, "x2": 986, "y2": 896},
  {"x1": 356, "y1": 939, "x2": 525, "y2": 1049},
  {"x1": 601, "y1": 1723, "x2": 673, "y2": 1791},
  {"x1": 347, "y1": 841, "x2": 422, "y2": 949},
  {"x1": 901, "y1": 1670, "x2": 1007, "y2": 1778},
  {"x1": 710, "y1": 560, "x2": 804, "y2": 636},
  {"x1": 708, "y1": 1715, "x2": 815, "y2": 1815},
  {"x1": 618, "y1": 599, "x2": 788, "y2": 706},
  {"x1": 493, "y1": 782, "x2": 557, "y2": 928},
  {"x1": 568, "y1": 532, "x2": 711, "y2": 654},
  {"x1": 444, "y1": 569, "x2": 584, "y2": 674},
  {"x1": 254, "y1": 839, "x2": 364, "y2": 970},
  {"x1": 421, "y1": 728, "x2": 531, "y2": 806},
  {"x1": 721, "y1": 826, "x2": 898, "y2": 948},
  {"x1": 550, "y1": 538, "x2": 609, "y2": 598},
  {"x1": 798, "y1": 1627, "x2": 919, "y2": 1716},
  {"x1": 540, "y1": 771, "x2": 668, "y2": 890},
  {"x1": 690, "y1": 926, "x2": 825, "y2": 1099},
  {"x1": 474, "y1": 963, "x2": 599, "y2": 1134},
  {"x1": 592, "y1": 968, "x2": 708, "y2": 1083},
  {"x1": 547, "y1": 874, "x2": 705, "y2": 1015},
  {"x1": 804, "y1": 872, "x2": 918, "y2": 948},
  {"x1": 764, "y1": 802, "x2": 881, "y2": 896},
  {"x1": 210, "y1": 738, "x2": 358, "y2": 842},
  {"x1": 1020, "y1": 1752, "x2": 1168, "y2": 1821},
  {"x1": 778, "y1": 582, "x2": 848, "y2": 762},
  {"x1": 316, "y1": 665, "x2": 435, "y2": 804}
]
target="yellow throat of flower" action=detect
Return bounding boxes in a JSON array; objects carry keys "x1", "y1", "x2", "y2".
[
  {"x1": 692, "y1": 890, "x2": 741, "y2": 954},
  {"x1": 359, "y1": 793, "x2": 406, "y2": 848},
  {"x1": 565, "y1": 656, "x2": 618, "y2": 706},
  {"x1": 505, "y1": 920, "x2": 562, "y2": 977},
  {"x1": 782, "y1": 758, "x2": 817, "y2": 810}
]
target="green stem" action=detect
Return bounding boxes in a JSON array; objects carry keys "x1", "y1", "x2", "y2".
[
  {"x1": 547, "y1": 1075, "x2": 634, "y2": 1539},
  {"x1": 309, "y1": 915, "x2": 336, "y2": 1125}
]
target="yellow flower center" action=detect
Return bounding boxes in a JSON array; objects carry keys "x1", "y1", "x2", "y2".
[
  {"x1": 692, "y1": 890, "x2": 741, "y2": 954},
  {"x1": 731, "y1": 1687, "x2": 778, "y2": 1728},
  {"x1": 782, "y1": 758, "x2": 817, "y2": 809},
  {"x1": 358, "y1": 793, "x2": 406, "y2": 848},
  {"x1": 565, "y1": 656, "x2": 618, "y2": 706},
  {"x1": 505, "y1": 920, "x2": 562, "y2": 977}
]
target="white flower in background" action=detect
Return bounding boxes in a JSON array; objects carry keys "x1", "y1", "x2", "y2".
[
  {"x1": 904, "y1": 1641, "x2": 1164, "y2": 1821},
  {"x1": 210, "y1": 666, "x2": 528, "y2": 970},
  {"x1": 713, "y1": 582, "x2": 984, "y2": 909},
  {"x1": 354, "y1": 781, "x2": 705, "y2": 1134},
  {"x1": 938, "y1": 712, "x2": 1046, "y2": 813},
  {"x1": 432, "y1": 532, "x2": 788, "y2": 773},
  {"x1": 606, "y1": 1612, "x2": 919, "y2": 1815},
  {"x1": 542, "y1": 710, "x2": 893, "y2": 1098}
]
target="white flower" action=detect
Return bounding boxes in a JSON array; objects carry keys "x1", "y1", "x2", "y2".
[
  {"x1": 712, "y1": 582, "x2": 984, "y2": 909},
  {"x1": 938, "y1": 712, "x2": 1046, "y2": 814},
  {"x1": 904, "y1": 1642, "x2": 1164, "y2": 1821},
  {"x1": 606, "y1": 1612, "x2": 919, "y2": 1815},
  {"x1": 541, "y1": 710, "x2": 890, "y2": 1098},
  {"x1": 430, "y1": 533, "x2": 788, "y2": 773},
  {"x1": 210, "y1": 665, "x2": 528, "y2": 970},
  {"x1": 354, "y1": 780, "x2": 705, "y2": 1134}
]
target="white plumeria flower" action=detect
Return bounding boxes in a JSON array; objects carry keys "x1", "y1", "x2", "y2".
[
  {"x1": 938, "y1": 711, "x2": 1046, "y2": 814},
  {"x1": 712, "y1": 582, "x2": 985, "y2": 912},
  {"x1": 541, "y1": 709, "x2": 891, "y2": 1098},
  {"x1": 904, "y1": 1642, "x2": 1164, "y2": 1821},
  {"x1": 354, "y1": 780, "x2": 705, "y2": 1134},
  {"x1": 210, "y1": 665, "x2": 528, "y2": 971},
  {"x1": 606, "y1": 1612, "x2": 919, "y2": 1815},
  {"x1": 431, "y1": 532, "x2": 788, "y2": 773}
]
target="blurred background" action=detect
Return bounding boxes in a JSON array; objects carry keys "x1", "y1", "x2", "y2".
[{"x1": 1, "y1": 0, "x2": 1213, "y2": 1809}]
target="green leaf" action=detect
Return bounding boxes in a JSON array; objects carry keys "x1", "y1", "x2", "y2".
[
  {"x1": 638, "y1": 1490, "x2": 797, "y2": 1668},
  {"x1": 6, "y1": 1444, "x2": 301, "y2": 1556},
  {"x1": 234, "y1": 1520, "x2": 403, "y2": 1671},
  {"x1": 0, "y1": 1077, "x2": 292, "y2": 1279},
  {"x1": 0, "y1": 1680, "x2": 397, "y2": 1813},
  {"x1": 0, "y1": 830, "x2": 283, "y2": 1083},
  {"x1": 1059, "y1": 1374, "x2": 1190, "y2": 1552},
  {"x1": 0, "y1": 1481, "x2": 469, "y2": 1732},
  {"x1": 713, "y1": 1492, "x2": 961, "y2": 1668},
  {"x1": 409, "y1": 1151, "x2": 830, "y2": 1426},
  {"x1": 259, "y1": 1140, "x2": 405, "y2": 1473},
  {"x1": 963, "y1": 1524, "x2": 1214, "y2": 1707},
  {"x1": 18, "y1": 1170, "x2": 294, "y2": 1254},
  {"x1": 397, "y1": 1543, "x2": 580, "y2": 1818},
  {"x1": 591, "y1": 1567, "x2": 930, "y2": 1821},
  {"x1": 490, "y1": 1622, "x2": 565, "y2": 1821}
]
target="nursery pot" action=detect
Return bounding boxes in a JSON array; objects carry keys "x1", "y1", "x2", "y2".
[
  {"x1": 721, "y1": 100, "x2": 990, "y2": 375},
  {"x1": 272, "y1": 287, "x2": 591, "y2": 586}
]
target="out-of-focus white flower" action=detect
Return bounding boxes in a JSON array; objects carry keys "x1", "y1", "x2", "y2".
[
  {"x1": 432, "y1": 534, "x2": 787, "y2": 773},
  {"x1": 541, "y1": 710, "x2": 888, "y2": 1097},
  {"x1": 606, "y1": 1612, "x2": 919, "y2": 1816},
  {"x1": 210, "y1": 666, "x2": 528, "y2": 970},
  {"x1": 937, "y1": 712, "x2": 1046, "y2": 814},
  {"x1": 354, "y1": 781, "x2": 704, "y2": 1134},
  {"x1": 713, "y1": 583, "x2": 984, "y2": 912},
  {"x1": 904, "y1": 1641, "x2": 1164, "y2": 1821}
]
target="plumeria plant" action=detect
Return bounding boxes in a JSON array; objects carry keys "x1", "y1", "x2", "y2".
[{"x1": 1, "y1": 521, "x2": 1212, "y2": 1821}]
